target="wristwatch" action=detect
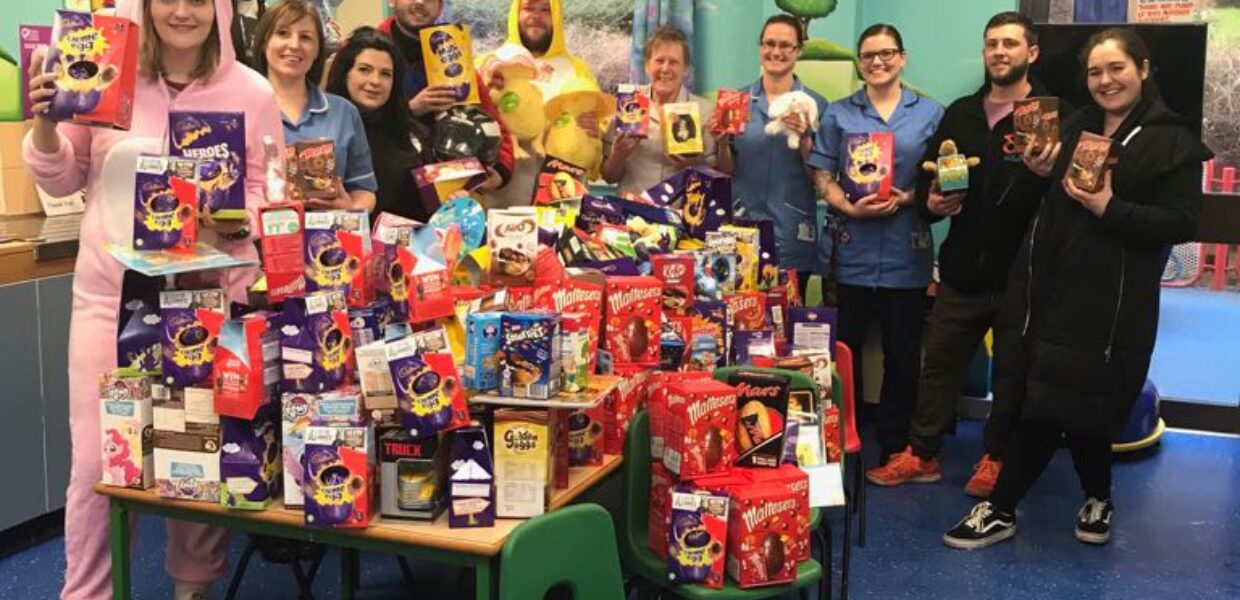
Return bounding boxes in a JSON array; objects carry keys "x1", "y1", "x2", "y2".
[{"x1": 220, "y1": 225, "x2": 251, "y2": 241}]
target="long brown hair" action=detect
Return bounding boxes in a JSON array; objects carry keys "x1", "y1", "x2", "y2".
[
  {"x1": 251, "y1": 0, "x2": 327, "y2": 85},
  {"x1": 139, "y1": 0, "x2": 221, "y2": 82}
]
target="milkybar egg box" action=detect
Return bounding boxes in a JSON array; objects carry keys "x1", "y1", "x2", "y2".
[
  {"x1": 420, "y1": 24, "x2": 480, "y2": 104},
  {"x1": 726, "y1": 482, "x2": 803, "y2": 588},
  {"x1": 168, "y1": 111, "x2": 246, "y2": 219},
  {"x1": 44, "y1": 10, "x2": 138, "y2": 130},
  {"x1": 133, "y1": 154, "x2": 198, "y2": 253},
  {"x1": 160, "y1": 289, "x2": 227, "y2": 389},
  {"x1": 604, "y1": 276, "x2": 664, "y2": 366},
  {"x1": 663, "y1": 380, "x2": 737, "y2": 480}
]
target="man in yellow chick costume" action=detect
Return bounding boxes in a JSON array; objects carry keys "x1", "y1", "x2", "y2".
[{"x1": 477, "y1": 0, "x2": 603, "y2": 208}]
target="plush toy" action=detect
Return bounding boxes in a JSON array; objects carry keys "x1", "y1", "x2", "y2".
[
  {"x1": 764, "y1": 90, "x2": 820, "y2": 150},
  {"x1": 479, "y1": 46, "x2": 548, "y2": 159},
  {"x1": 543, "y1": 78, "x2": 615, "y2": 179},
  {"x1": 921, "y1": 139, "x2": 980, "y2": 191}
]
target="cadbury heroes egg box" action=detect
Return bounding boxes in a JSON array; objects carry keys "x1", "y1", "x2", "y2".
[
  {"x1": 169, "y1": 112, "x2": 247, "y2": 220},
  {"x1": 43, "y1": 10, "x2": 138, "y2": 130}
]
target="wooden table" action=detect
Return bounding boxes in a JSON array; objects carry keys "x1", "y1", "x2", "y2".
[{"x1": 97, "y1": 454, "x2": 623, "y2": 600}]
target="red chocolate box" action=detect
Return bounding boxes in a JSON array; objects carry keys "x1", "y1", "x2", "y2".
[
  {"x1": 727, "y1": 482, "x2": 806, "y2": 588},
  {"x1": 604, "y1": 276, "x2": 664, "y2": 366},
  {"x1": 726, "y1": 291, "x2": 768, "y2": 332},
  {"x1": 648, "y1": 371, "x2": 712, "y2": 462},
  {"x1": 743, "y1": 466, "x2": 811, "y2": 562},
  {"x1": 651, "y1": 254, "x2": 695, "y2": 315},
  {"x1": 663, "y1": 380, "x2": 737, "y2": 480}
]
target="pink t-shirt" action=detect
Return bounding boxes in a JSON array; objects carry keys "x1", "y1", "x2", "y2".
[{"x1": 984, "y1": 97, "x2": 1014, "y2": 130}]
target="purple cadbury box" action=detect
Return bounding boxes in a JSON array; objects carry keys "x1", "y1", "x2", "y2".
[
  {"x1": 220, "y1": 400, "x2": 282, "y2": 509},
  {"x1": 168, "y1": 111, "x2": 247, "y2": 219},
  {"x1": 118, "y1": 297, "x2": 162, "y2": 374},
  {"x1": 668, "y1": 488, "x2": 729, "y2": 586},
  {"x1": 160, "y1": 289, "x2": 227, "y2": 388},
  {"x1": 280, "y1": 292, "x2": 352, "y2": 394}
]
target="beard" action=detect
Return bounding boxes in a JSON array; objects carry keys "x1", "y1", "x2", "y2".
[
  {"x1": 989, "y1": 59, "x2": 1030, "y2": 87},
  {"x1": 520, "y1": 27, "x2": 553, "y2": 55}
]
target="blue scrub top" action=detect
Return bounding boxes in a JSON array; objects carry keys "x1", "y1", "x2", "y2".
[
  {"x1": 729, "y1": 77, "x2": 829, "y2": 274},
  {"x1": 809, "y1": 86, "x2": 943, "y2": 289},
  {"x1": 281, "y1": 84, "x2": 379, "y2": 193}
]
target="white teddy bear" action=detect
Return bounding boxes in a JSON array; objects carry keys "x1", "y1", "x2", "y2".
[{"x1": 764, "y1": 90, "x2": 820, "y2": 150}]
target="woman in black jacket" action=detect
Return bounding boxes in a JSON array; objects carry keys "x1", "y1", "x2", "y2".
[
  {"x1": 943, "y1": 28, "x2": 1212, "y2": 550},
  {"x1": 326, "y1": 27, "x2": 435, "y2": 222}
]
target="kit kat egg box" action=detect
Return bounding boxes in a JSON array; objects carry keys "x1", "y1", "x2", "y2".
[
  {"x1": 43, "y1": 10, "x2": 138, "y2": 130},
  {"x1": 99, "y1": 373, "x2": 155, "y2": 490},
  {"x1": 117, "y1": 297, "x2": 162, "y2": 375},
  {"x1": 464, "y1": 312, "x2": 503, "y2": 392},
  {"x1": 841, "y1": 132, "x2": 894, "y2": 203},
  {"x1": 487, "y1": 208, "x2": 539, "y2": 287},
  {"x1": 133, "y1": 155, "x2": 198, "y2": 253},
  {"x1": 302, "y1": 425, "x2": 375, "y2": 528},
  {"x1": 498, "y1": 312, "x2": 563, "y2": 400},
  {"x1": 210, "y1": 311, "x2": 281, "y2": 420},
  {"x1": 668, "y1": 489, "x2": 730, "y2": 588},
  {"x1": 727, "y1": 372, "x2": 791, "y2": 469},
  {"x1": 220, "y1": 401, "x2": 282, "y2": 510},
  {"x1": 379, "y1": 429, "x2": 448, "y2": 521},
  {"x1": 385, "y1": 340, "x2": 469, "y2": 439},
  {"x1": 726, "y1": 483, "x2": 805, "y2": 588},
  {"x1": 168, "y1": 111, "x2": 246, "y2": 219},
  {"x1": 663, "y1": 380, "x2": 738, "y2": 480},
  {"x1": 279, "y1": 291, "x2": 353, "y2": 394},
  {"x1": 304, "y1": 211, "x2": 372, "y2": 308},
  {"x1": 603, "y1": 276, "x2": 664, "y2": 366},
  {"x1": 725, "y1": 291, "x2": 768, "y2": 333},
  {"x1": 651, "y1": 254, "x2": 695, "y2": 315},
  {"x1": 160, "y1": 290, "x2": 227, "y2": 389}
]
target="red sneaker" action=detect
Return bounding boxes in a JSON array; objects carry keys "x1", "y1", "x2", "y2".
[
  {"x1": 964, "y1": 454, "x2": 1003, "y2": 498},
  {"x1": 865, "y1": 447, "x2": 941, "y2": 486}
]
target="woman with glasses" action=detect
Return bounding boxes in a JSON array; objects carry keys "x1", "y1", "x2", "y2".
[
  {"x1": 714, "y1": 14, "x2": 828, "y2": 297},
  {"x1": 808, "y1": 24, "x2": 944, "y2": 464}
]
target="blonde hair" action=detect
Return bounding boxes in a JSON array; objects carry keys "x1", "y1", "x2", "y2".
[{"x1": 139, "y1": 0, "x2": 221, "y2": 82}]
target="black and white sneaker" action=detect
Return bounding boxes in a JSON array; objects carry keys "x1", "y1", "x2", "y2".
[
  {"x1": 943, "y1": 501, "x2": 1017, "y2": 550},
  {"x1": 1075, "y1": 497, "x2": 1112, "y2": 545}
]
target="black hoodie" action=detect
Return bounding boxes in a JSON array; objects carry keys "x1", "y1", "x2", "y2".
[
  {"x1": 914, "y1": 79, "x2": 1072, "y2": 295},
  {"x1": 992, "y1": 93, "x2": 1212, "y2": 431}
]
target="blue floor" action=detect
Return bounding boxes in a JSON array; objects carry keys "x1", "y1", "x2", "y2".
[
  {"x1": 1151, "y1": 287, "x2": 1240, "y2": 406},
  {"x1": 2, "y1": 421, "x2": 1238, "y2": 599}
]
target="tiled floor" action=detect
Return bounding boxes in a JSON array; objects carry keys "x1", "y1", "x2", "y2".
[{"x1": 2, "y1": 421, "x2": 1237, "y2": 599}]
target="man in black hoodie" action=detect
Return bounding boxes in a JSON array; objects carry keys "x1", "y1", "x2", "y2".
[{"x1": 866, "y1": 12, "x2": 1069, "y2": 496}]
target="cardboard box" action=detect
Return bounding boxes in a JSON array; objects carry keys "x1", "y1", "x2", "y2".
[
  {"x1": 449, "y1": 425, "x2": 495, "y2": 528},
  {"x1": 302, "y1": 424, "x2": 375, "y2": 528},
  {"x1": 44, "y1": 11, "x2": 138, "y2": 130},
  {"x1": 385, "y1": 342, "x2": 470, "y2": 439},
  {"x1": 648, "y1": 462, "x2": 675, "y2": 558},
  {"x1": 841, "y1": 132, "x2": 894, "y2": 202},
  {"x1": 662, "y1": 102, "x2": 703, "y2": 156},
  {"x1": 738, "y1": 466, "x2": 811, "y2": 562},
  {"x1": 160, "y1": 289, "x2": 227, "y2": 389},
  {"x1": 220, "y1": 401, "x2": 282, "y2": 510},
  {"x1": 714, "y1": 89, "x2": 751, "y2": 137},
  {"x1": 280, "y1": 291, "x2": 353, "y2": 394},
  {"x1": 614, "y1": 85, "x2": 651, "y2": 138},
  {"x1": 493, "y1": 409, "x2": 552, "y2": 518},
  {"x1": 259, "y1": 203, "x2": 306, "y2": 303},
  {"x1": 420, "y1": 24, "x2": 480, "y2": 104},
  {"x1": 499, "y1": 312, "x2": 562, "y2": 399},
  {"x1": 668, "y1": 488, "x2": 730, "y2": 588},
  {"x1": 133, "y1": 154, "x2": 198, "y2": 252},
  {"x1": 280, "y1": 388, "x2": 363, "y2": 507},
  {"x1": 487, "y1": 208, "x2": 538, "y2": 286},
  {"x1": 463, "y1": 312, "x2": 502, "y2": 392},
  {"x1": 1013, "y1": 97, "x2": 1060, "y2": 156},
  {"x1": 603, "y1": 276, "x2": 663, "y2": 366},
  {"x1": 726, "y1": 482, "x2": 803, "y2": 588},
  {"x1": 0, "y1": 121, "x2": 32, "y2": 169},
  {"x1": 664, "y1": 380, "x2": 737, "y2": 480},
  {"x1": 304, "y1": 210, "x2": 371, "y2": 308},
  {"x1": 99, "y1": 373, "x2": 154, "y2": 490},
  {"x1": 379, "y1": 430, "x2": 447, "y2": 521},
  {"x1": 154, "y1": 387, "x2": 221, "y2": 502},
  {"x1": 728, "y1": 371, "x2": 791, "y2": 469},
  {"x1": 168, "y1": 111, "x2": 246, "y2": 219},
  {"x1": 1068, "y1": 132, "x2": 1115, "y2": 194}
]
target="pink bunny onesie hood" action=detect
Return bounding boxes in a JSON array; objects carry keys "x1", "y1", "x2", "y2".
[{"x1": 22, "y1": 1, "x2": 283, "y2": 597}]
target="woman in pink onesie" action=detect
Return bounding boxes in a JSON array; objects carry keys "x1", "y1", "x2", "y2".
[{"x1": 24, "y1": 0, "x2": 283, "y2": 598}]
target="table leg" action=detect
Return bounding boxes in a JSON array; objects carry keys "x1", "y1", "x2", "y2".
[
  {"x1": 474, "y1": 556, "x2": 494, "y2": 600},
  {"x1": 109, "y1": 501, "x2": 131, "y2": 600},
  {"x1": 340, "y1": 548, "x2": 360, "y2": 600}
]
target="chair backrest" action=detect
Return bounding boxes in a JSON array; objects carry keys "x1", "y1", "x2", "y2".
[
  {"x1": 835, "y1": 341, "x2": 861, "y2": 454},
  {"x1": 500, "y1": 503, "x2": 626, "y2": 600},
  {"x1": 618, "y1": 409, "x2": 654, "y2": 573}
]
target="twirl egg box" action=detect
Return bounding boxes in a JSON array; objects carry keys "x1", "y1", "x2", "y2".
[
  {"x1": 280, "y1": 291, "x2": 353, "y2": 394},
  {"x1": 603, "y1": 276, "x2": 663, "y2": 366},
  {"x1": 160, "y1": 289, "x2": 227, "y2": 389},
  {"x1": 726, "y1": 482, "x2": 804, "y2": 588},
  {"x1": 663, "y1": 380, "x2": 737, "y2": 480},
  {"x1": 499, "y1": 312, "x2": 562, "y2": 400},
  {"x1": 302, "y1": 424, "x2": 375, "y2": 528},
  {"x1": 420, "y1": 24, "x2": 480, "y2": 104},
  {"x1": 133, "y1": 155, "x2": 198, "y2": 253},
  {"x1": 668, "y1": 489, "x2": 730, "y2": 588},
  {"x1": 280, "y1": 388, "x2": 363, "y2": 507},
  {"x1": 99, "y1": 373, "x2": 154, "y2": 490},
  {"x1": 43, "y1": 10, "x2": 138, "y2": 130},
  {"x1": 304, "y1": 211, "x2": 372, "y2": 308},
  {"x1": 168, "y1": 111, "x2": 246, "y2": 219},
  {"x1": 385, "y1": 341, "x2": 469, "y2": 439},
  {"x1": 220, "y1": 400, "x2": 282, "y2": 510}
]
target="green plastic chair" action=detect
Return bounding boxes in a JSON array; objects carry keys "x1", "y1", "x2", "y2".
[
  {"x1": 500, "y1": 503, "x2": 626, "y2": 600},
  {"x1": 619, "y1": 409, "x2": 825, "y2": 600}
]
